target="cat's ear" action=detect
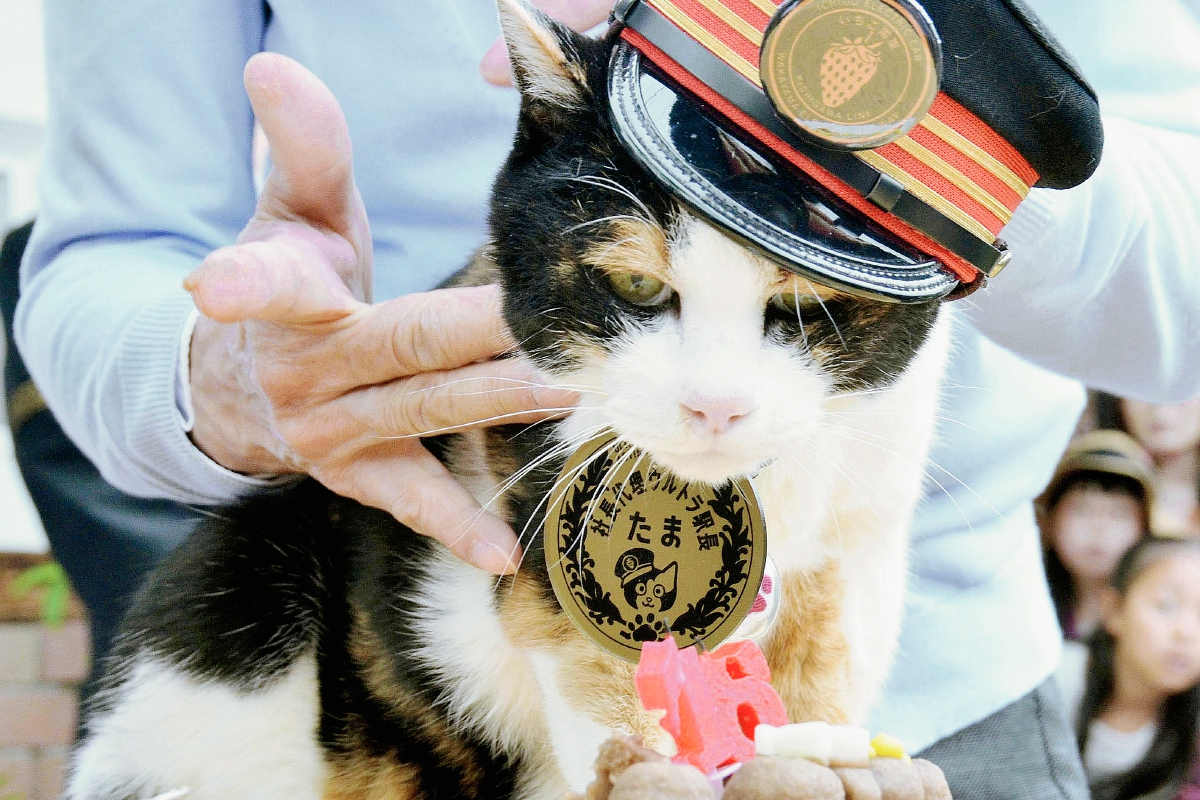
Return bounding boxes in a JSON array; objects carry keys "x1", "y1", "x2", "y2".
[
  {"x1": 661, "y1": 562, "x2": 678, "y2": 590},
  {"x1": 496, "y1": 0, "x2": 589, "y2": 108}
]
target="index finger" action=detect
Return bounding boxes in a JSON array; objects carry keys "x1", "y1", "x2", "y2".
[{"x1": 335, "y1": 284, "x2": 519, "y2": 388}]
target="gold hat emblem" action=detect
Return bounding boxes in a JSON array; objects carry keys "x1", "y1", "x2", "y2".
[
  {"x1": 544, "y1": 435, "x2": 768, "y2": 662},
  {"x1": 761, "y1": 0, "x2": 941, "y2": 150}
]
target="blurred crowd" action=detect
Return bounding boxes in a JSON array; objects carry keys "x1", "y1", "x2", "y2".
[{"x1": 1041, "y1": 397, "x2": 1200, "y2": 800}]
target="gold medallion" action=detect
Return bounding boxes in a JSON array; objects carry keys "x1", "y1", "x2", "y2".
[
  {"x1": 544, "y1": 434, "x2": 768, "y2": 662},
  {"x1": 761, "y1": 0, "x2": 941, "y2": 150}
]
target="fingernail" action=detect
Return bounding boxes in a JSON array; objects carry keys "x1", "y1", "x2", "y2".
[
  {"x1": 533, "y1": 385, "x2": 580, "y2": 409},
  {"x1": 472, "y1": 540, "x2": 520, "y2": 574}
]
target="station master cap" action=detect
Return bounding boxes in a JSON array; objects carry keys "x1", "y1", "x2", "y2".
[{"x1": 606, "y1": 0, "x2": 1103, "y2": 302}]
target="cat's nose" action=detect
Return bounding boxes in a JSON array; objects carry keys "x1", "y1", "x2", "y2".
[{"x1": 680, "y1": 393, "x2": 755, "y2": 436}]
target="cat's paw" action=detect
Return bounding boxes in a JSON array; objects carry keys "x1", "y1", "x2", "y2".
[{"x1": 618, "y1": 614, "x2": 669, "y2": 643}]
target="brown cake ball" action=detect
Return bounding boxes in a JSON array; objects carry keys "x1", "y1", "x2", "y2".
[
  {"x1": 912, "y1": 760, "x2": 951, "y2": 800},
  {"x1": 867, "y1": 758, "x2": 922, "y2": 800},
  {"x1": 608, "y1": 762, "x2": 715, "y2": 800},
  {"x1": 723, "y1": 756, "x2": 845, "y2": 800},
  {"x1": 586, "y1": 736, "x2": 670, "y2": 800},
  {"x1": 834, "y1": 767, "x2": 882, "y2": 800}
]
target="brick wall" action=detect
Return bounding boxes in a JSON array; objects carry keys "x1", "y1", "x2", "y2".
[{"x1": 0, "y1": 553, "x2": 89, "y2": 800}]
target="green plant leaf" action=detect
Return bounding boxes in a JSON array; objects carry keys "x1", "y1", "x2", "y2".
[
  {"x1": 10, "y1": 561, "x2": 71, "y2": 629},
  {"x1": 0, "y1": 771, "x2": 26, "y2": 800}
]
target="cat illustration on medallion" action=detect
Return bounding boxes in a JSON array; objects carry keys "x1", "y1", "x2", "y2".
[{"x1": 616, "y1": 548, "x2": 679, "y2": 614}]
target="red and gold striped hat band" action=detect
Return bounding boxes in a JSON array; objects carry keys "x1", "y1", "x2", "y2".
[{"x1": 610, "y1": 0, "x2": 1041, "y2": 286}]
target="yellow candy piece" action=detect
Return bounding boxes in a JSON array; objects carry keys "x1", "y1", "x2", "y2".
[{"x1": 870, "y1": 733, "x2": 908, "y2": 759}]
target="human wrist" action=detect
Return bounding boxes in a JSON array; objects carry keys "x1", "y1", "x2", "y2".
[{"x1": 188, "y1": 315, "x2": 297, "y2": 476}]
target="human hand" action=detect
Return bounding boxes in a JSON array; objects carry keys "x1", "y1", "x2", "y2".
[
  {"x1": 479, "y1": 0, "x2": 613, "y2": 85},
  {"x1": 184, "y1": 53, "x2": 576, "y2": 574}
]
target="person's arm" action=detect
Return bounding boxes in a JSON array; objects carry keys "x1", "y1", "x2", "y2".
[
  {"x1": 16, "y1": 3, "x2": 577, "y2": 572},
  {"x1": 965, "y1": 0, "x2": 1200, "y2": 402},
  {"x1": 15, "y1": 0, "x2": 266, "y2": 503},
  {"x1": 967, "y1": 118, "x2": 1200, "y2": 403}
]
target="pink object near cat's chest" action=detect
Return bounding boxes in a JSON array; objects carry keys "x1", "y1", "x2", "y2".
[{"x1": 635, "y1": 637, "x2": 788, "y2": 774}]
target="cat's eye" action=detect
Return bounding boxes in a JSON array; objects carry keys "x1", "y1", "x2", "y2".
[
  {"x1": 770, "y1": 291, "x2": 825, "y2": 317},
  {"x1": 653, "y1": 585, "x2": 665, "y2": 598},
  {"x1": 636, "y1": 583, "x2": 648, "y2": 596},
  {"x1": 607, "y1": 271, "x2": 673, "y2": 307}
]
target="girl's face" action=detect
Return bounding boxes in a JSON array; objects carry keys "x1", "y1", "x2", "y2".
[
  {"x1": 1121, "y1": 398, "x2": 1200, "y2": 458},
  {"x1": 1051, "y1": 486, "x2": 1145, "y2": 584},
  {"x1": 1108, "y1": 552, "x2": 1200, "y2": 695}
]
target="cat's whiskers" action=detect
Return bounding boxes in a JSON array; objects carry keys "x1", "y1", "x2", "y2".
[
  {"x1": 776, "y1": 452, "x2": 846, "y2": 561},
  {"x1": 558, "y1": 173, "x2": 655, "y2": 221},
  {"x1": 532, "y1": 438, "x2": 637, "y2": 577},
  {"x1": 183, "y1": 505, "x2": 235, "y2": 524},
  {"x1": 506, "y1": 435, "x2": 627, "y2": 578},
  {"x1": 804, "y1": 278, "x2": 847, "y2": 351},
  {"x1": 798, "y1": 434, "x2": 887, "y2": 529},
  {"x1": 439, "y1": 424, "x2": 611, "y2": 571},
  {"x1": 376, "y1": 407, "x2": 581, "y2": 440},
  {"x1": 562, "y1": 214, "x2": 651, "y2": 235},
  {"x1": 816, "y1": 425, "x2": 987, "y2": 533},
  {"x1": 507, "y1": 426, "x2": 621, "y2": 548},
  {"x1": 820, "y1": 421, "x2": 1005, "y2": 523},
  {"x1": 823, "y1": 409, "x2": 987, "y2": 438},
  {"x1": 790, "y1": 276, "x2": 811, "y2": 353},
  {"x1": 837, "y1": 382, "x2": 993, "y2": 401},
  {"x1": 392, "y1": 377, "x2": 605, "y2": 399},
  {"x1": 582, "y1": 440, "x2": 646, "y2": 547},
  {"x1": 563, "y1": 442, "x2": 641, "y2": 570},
  {"x1": 483, "y1": 421, "x2": 610, "y2": 511}
]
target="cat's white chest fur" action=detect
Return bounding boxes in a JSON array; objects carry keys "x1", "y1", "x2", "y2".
[
  {"x1": 754, "y1": 308, "x2": 952, "y2": 721},
  {"x1": 512, "y1": 214, "x2": 954, "y2": 791}
]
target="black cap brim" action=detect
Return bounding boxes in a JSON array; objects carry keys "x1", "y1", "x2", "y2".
[{"x1": 608, "y1": 42, "x2": 961, "y2": 303}]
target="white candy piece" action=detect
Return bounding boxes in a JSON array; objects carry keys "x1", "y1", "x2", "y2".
[
  {"x1": 828, "y1": 725, "x2": 872, "y2": 768},
  {"x1": 755, "y1": 721, "x2": 831, "y2": 764},
  {"x1": 754, "y1": 723, "x2": 872, "y2": 767}
]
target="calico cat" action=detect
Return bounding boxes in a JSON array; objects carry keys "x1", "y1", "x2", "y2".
[{"x1": 68, "y1": 2, "x2": 950, "y2": 798}]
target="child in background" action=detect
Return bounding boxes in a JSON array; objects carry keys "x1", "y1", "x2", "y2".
[
  {"x1": 1041, "y1": 431, "x2": 1157, "y2": 639},
  {"x1": 1056, "y1": 537, "x2": 1200, "y2": 800},
  {"x1": 1121, "y1": 398, "x2": 1200, "y2": 539}
]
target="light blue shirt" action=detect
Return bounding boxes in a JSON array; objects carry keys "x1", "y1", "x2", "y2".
[{"x1": 17, "y1": 0, "x2": 1200, "y2": 751}]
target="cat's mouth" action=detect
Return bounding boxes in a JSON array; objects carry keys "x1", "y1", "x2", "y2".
[{"x1": 624, "y1": 439, "x2": 773, "y2": 486}]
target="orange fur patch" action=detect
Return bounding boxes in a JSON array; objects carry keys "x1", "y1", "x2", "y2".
[
  {"x1": 498, "y1": 575, "x2": 670, "y2": 750},
  {"x1": 767, "y1": 272, "x2": 847, "y2": 304},
  {"x1": 323, "y1": 754, "x2": 421, "y2": 800},
  {"x1": 763, "y1": 562, "x2": 852, "y2": 725},
  {"x1": 331, "y1": 607, "x2": 489, "y2": 798},
  {"x1": 583, "y1": 217, "x2": 672, "y2": 286}
]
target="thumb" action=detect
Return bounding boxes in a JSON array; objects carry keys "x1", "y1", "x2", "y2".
[
  {"x1": 184, "y1": 235, "x2": 361, "y2": 325},
  {"x1": 244, "y1": 53, "x2": 360, "y2": 238}
]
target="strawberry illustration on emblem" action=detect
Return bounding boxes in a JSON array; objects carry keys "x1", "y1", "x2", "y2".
[{"x1": 819, "y1": 36, "x2": 884, "y2": 108}]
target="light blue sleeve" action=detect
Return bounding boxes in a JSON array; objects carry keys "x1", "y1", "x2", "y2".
[
  {"x1": 964, "y1": 0, "x2": 1200, "y2": 402},
  {"x1": 14, "y1": 0, "x2": 273, "y2": 502}
]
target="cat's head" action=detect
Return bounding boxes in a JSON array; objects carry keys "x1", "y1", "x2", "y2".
[
  {"x1": 490, "y1": 0, "x2": 943, "y2": 487},
  {"x1": 616, "y1": 548, "x2": 678, "y2": 612}
]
